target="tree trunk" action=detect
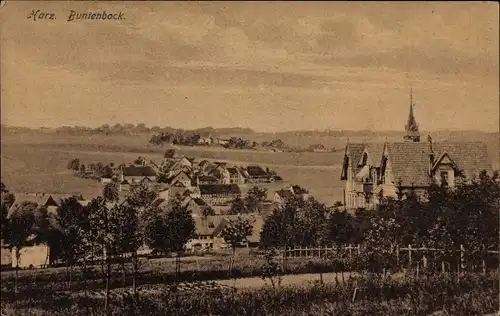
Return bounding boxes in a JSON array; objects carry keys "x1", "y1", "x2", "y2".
[
  {"x1": 121, "y1": 254, "x2": 126, "y2": 288},
  {"x1": 83, "y1": 259, "x2": 88, "y2": 296},
  {"x1": 132, "y1": 252, "x2": 138, "y2": 297},
  {"x1": 105, "y1": 254, "x2": 111, "y2": 316},
  {"x1": 69, "y1": 265, "x2": 73, "y2": 292},
  {"x1": 14, "y1": 251, "x2": 20, "y2": 294},
  {"x1": 229, "y1": 248, "x2": 235, "y2": 277},
  {"x1": 175, "y1": 253, "x2": 182, "y2": 285},
  {"x1": 65, "y1": 263, "x2": 70, "y2": 291}
]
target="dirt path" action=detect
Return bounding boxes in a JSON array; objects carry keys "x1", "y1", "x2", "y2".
[{"x1": 212, "y1": 271, "x2": 357, "y2": 289}]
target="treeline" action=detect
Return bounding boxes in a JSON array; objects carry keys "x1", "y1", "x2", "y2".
[
  {"x1": 260, "y1": 170, "x2": 500, "y2": 272},
  {"x1": 67, "y1": 159, "x2": 116, "y2": 179},
  {"x1": 149, "y1": 130, "x2": 202, "y2": 146},
  {"x1": 149, "y1": 132, "x2": 258, "y2": 149},
  {"x1": 223, "y1": 137, "x2": 258, "y2": 149}
]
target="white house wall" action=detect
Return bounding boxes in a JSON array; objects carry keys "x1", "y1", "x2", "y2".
[{"x1": 12, "y1": 244, "x2": 50, "y2": 269}]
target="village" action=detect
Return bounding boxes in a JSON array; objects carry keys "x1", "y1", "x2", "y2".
[
  {"x1": 1, "y1": 95, "x2": 495, "y2": 271},
  {"x1": 1, "y1": 151, "x2": 313, "y2": 268}
]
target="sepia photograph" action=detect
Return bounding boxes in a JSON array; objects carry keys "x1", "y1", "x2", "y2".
[{"x1": 0, "y1": 1, "x2": 499, "y2": 315}]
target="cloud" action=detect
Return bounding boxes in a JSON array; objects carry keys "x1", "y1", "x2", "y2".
[{"x1": 312, "y1": 44, "x2": 498, "y2": 79}]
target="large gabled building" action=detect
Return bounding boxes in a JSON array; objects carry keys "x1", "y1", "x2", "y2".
[{"x1": 340, "y1": 90, "x2": 492, "y2": 210}]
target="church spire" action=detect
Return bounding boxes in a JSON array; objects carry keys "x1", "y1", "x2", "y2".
[{"x1": 404, "y1": 85, "x2": 420, "y2": 142}]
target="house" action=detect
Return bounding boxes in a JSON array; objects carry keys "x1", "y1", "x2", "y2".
[
  {"x1": 273, "y1": 189, "x2": 295, "y2": 204},
  {"x1": 100, "y1": 177, "x2": 113, "y2": 184},
  {"x1": 169, "y1": 185, "x2": 190, "y2": 201},
  {"x1": 150, "y1": 197, "x2": 170, "y2": 212},
  {"x1": 199, "y1": 184, "x2": 241, "y2": 206},
  {"x1": 203, "y1": 162, "x2": 231, "y2": 184},
  {"x1": 119, "y1": 180, "x2": 131, "y2": 192},
  {"x1": 245, "y1": 165, "x2": 274, "y2": 183},
  {"x1": 170, "y1": 156, "x2": 194, "y2": 171},
  {"x1": 309, "y1": 144, "x2": 328, "y2": 152},
  {"x1": 197, "y1": 136, "x2": 213, "y2": 145},
  {"x1": 8, "y1": 193, "x2": 61, "y2": 215},
  {"x1": 186, "y1": 198, "x2": 212, "y2": 217},
  {"x1": 215, "y1": 214, "x2": 265, "y2": 248},
  {"x1": 158, "y1": 188, "x2": 170, "y2": 200},
  {"x1": 272, "y1": 186, "x2": 309, "y2": 205},
  {"x1": 168, "y1": 171, "x2": 193, "y2": 188},
  {"x1": 189, "y1": 186, "x2": 202, "y2": 198},
  {"x1": 227, "y1": 167, "x2": 246, "y2": 184},
  {"x1": 12, "y1": 244, "x2": 50, "y2": 269},
  {"x1": 186, "y1": 214, "x2": 264, "y2": 251},
  {"x1": 120, "y1": 166, "x2": 158, "y2": 184},
  {"x1": 215, "y1": 138, "x2": 230, "y2": 146},
  {"x1": 197, "y1": 175, "x2": 219, "y2": 185},
  {"x1": 1, "y1": 240, "x2": 12, "y2": 267},
  {"x1": 340, "y1": 91, "x2": 492, "y2": 211},
  {"x1": 186, "y1": 216, "x2": 227, "y2": 251},
  {"x1": 197, "y1": 160, "x2": 211, "y2": 171}
]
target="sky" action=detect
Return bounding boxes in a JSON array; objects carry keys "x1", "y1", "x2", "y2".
[{"x1": 1, "y1": 1, "x2": 498, "y2": 132}]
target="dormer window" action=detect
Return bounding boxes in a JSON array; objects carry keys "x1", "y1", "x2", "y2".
[
  {"x1": 440, "y1": 171, "x2": 449, "y2": 187},
  {"x1": 361, "y1": 153, "x2": 368, "y2": 166}
]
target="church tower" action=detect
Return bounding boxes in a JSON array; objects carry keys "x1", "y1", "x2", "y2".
[{"x1": 403, "y1": 86, "x2": 420, "y2": 142}]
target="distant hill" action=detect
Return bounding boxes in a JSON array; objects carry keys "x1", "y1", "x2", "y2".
[{"x1": 1, "y1": 124, "x2": 497, "y2": 163}]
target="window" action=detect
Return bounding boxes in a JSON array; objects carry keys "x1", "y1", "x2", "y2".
[
  {"x1": 362, "y1": 153, "x2": 368, "y2": 166},
  {"x1": 440, "y1": 171, "x2": 449, "y2": 187}
]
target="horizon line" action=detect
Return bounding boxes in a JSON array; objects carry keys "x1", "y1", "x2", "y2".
[{"x1": 1, "y1": 124, "x2": 497, "y2": 135}]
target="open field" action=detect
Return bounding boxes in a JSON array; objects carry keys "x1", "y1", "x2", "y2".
[
  {"x1": 1, "y1": 131, "x2": 498, "y2": 206},
  {"x1": 1, "y1": 133, "x2": 345, "y2": 205}
]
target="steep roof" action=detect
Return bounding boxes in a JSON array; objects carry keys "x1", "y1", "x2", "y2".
[
  {"x1": 199, "y1": 184, "x2": 241, "y2": 195},
  {"x1": 385, "y1": 141, "x2": 491, "y2": 187},
  {"x1": 275, "y1": 189, "x2": 294, "y2": 199},
  {"x1": 122, "y1": 166, "x2": 157, "y2": 177},
  {"x1": 198, "y1": 175, "x2": 218, "y2": 182},
  {"x1": 194, "y1": 216, "x2": 225, "y2": 236},
  {"x1": 226, "y1": 167, "x2": 240, "y2": 176},
  {"x1": 361, "y1": 143, "x2": 385, "y2": 167},
  {"x1": 8, "y1": 194, "x2": 59, "y2": 216},
  {"x1": 341, "y1": 143, "x2": 365, "y2": 179},
  {"x1": 191, "y1": 198, "x2": 209, "y2": 207},
  {"x1": 246, "y1": 165, "x2": 269, "y2": 178},
  {"x1": 432, "y1": 142, "x2": 491, "y2": 179},
  {"x1": 198, "y1": 160, "x2": 210, "y2": 167}
]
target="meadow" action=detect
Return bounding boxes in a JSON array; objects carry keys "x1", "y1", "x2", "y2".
[
  {"x1": 1, "y1": 247, "x2": 498, "y2": 315},
  {"x1": 1, "y1": 268, "x2": 498, "y2": 316},
  {"x1": 1, "y1": 132, "x2": 345, "y2": 205},
  {"x1": 1, "y1": 130, "x2": 498, "y2": 206}
]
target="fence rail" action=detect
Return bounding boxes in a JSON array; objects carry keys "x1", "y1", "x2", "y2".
[{"x1": 277, "y1": 244, "x2": 499, "y2": 273}]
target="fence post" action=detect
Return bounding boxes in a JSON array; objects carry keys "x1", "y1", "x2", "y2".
[
  {"x1": 441, "y1": 260, "x2": 445, "y2": 274},
  {"x1": 357, "y1": 244, "x2": 361, "y2": 255},
  {"x1": 396, "y1": 244, "x2": 400, "y2": 267},
  {"x1": 422, "y1": 246, "x2": 428, "y2": 270},
  {"x1": 460, "y1": 244, "x2": 465, "y2": 272},
  {"x1": 299, "y1": 246, "x2": 302, "y2": 257},
  {"x1": 482, "y1": 257, "x2": 486, "y2": 274},
  {"x1": 408, "y1": 244, "x2": 412, "y2": 266},
  {"x1": 348, "y1": 244, "x2": 352, "y2": 259}
]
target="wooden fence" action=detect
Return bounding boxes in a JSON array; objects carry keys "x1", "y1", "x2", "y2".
[{"x1": 278, "y1": 244, "x2": 499, "y2": 273}]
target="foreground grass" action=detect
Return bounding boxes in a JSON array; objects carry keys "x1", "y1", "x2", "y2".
[
  {"x1": 1, "y1": 272, "x2": 497, "y2": 316},
  {"x1": 1, "y1": 255, "x2": 346, "y2": 294}
]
